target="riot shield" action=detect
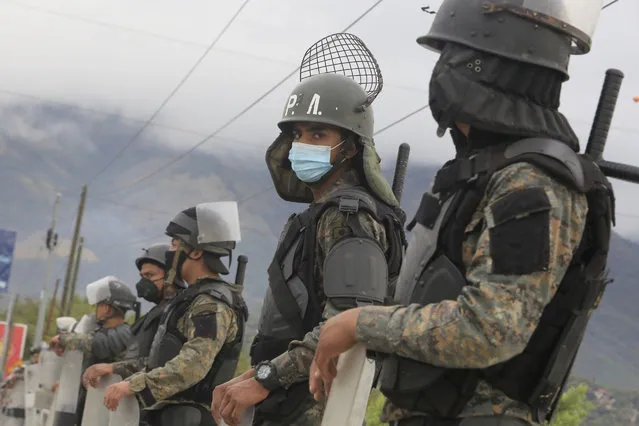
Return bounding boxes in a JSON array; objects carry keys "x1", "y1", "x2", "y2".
[
  {"x1": 51, "y1": 350, "x2": 83, "y2": 426},
  {"x1": 4, "y1": 373, "x2": 26, "y2": 426},
  {"x1": 35, "y1": 350, "x2": 63, "y2": 426},
  {"x1": 23, "y1": 363, "x2": 40, "y2": 426},
  {"x1": 81, "y1": 374, "x2": 120, "y2": 426},
  {"x1": 107, "y1": 374, "x2": 139, "y2": 426},
  {"x1": 320, "y1": 343, "x2": 376, "y2": 426}
]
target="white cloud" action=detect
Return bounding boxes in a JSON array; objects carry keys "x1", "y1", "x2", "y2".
[{"x1": 14, "y1": 231, "x2": 99, "y2": 262}]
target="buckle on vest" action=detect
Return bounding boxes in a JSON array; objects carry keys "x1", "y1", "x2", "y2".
[
  {"x1": 339, "y1": 198, "x2": 360, "y2": 214},
  {"x1": 464, "y1": 154, "x2": 480, "y2": 183}
]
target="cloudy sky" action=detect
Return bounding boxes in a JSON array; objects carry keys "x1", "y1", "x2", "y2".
[{"x1": 1, "y1": 0, "x2": 638, "y2": 251}]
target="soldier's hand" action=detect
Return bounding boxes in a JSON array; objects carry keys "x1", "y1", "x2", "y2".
[
  {"x1": 103, "y1": 381, "x2": 134, "y2": 411},
  {"x1": 49, "y1": 335, "x2": 64, "y2": 357},
  {"x1": 309, "y1": 307, "x2": 361, "y2": 400},
  {"x1": 211, "y1": 368, "x2": 255, "y2": 424},
  {"x1": 51, "y1": 381, "x2": 59, "y2": 393},
  {"x1": 219, "y1": 378, "x2": 269, "y2": 425},
  {"x1": 83, "y1": 363, "x2": 113, "y2": 389}
]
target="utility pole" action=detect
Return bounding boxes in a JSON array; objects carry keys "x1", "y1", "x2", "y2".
[
  {"x1": 64, "y1": 237, "x2": 83, "y2": 316},
  {"x1": 32, "y1": 193, "x2": 61, "y2": 352},
  {"x1": 60, "y1": 185, "x2": 87, "y2": 315},
  {"x1": 0, "y1": 294, "x2": 17, "y2": 377},
  {"x1": 43, "y1": 279, "x2": 60, "y2": 340}
]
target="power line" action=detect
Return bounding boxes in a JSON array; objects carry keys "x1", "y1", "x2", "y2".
[
  {"x1": 7, "y1": 0, "x2": 297, "y2": 67},
  {"x1": 374, "y1": 104, "x2": 429, "y2": 135},
  {"x1": 602, "y1": 0, "x2": 621, "y2": 10},
  {"x1": 4, "y1": 0, "x2": 206, "y2": 48},
  {"x1": 92, "y1": 0, "x2": 388, "y2": 197},
  {"x1": 85, "y1": 0, "x2": 253, "y2": 185},
  {"x1": 90, "y1": 0, "x2": 628, "y2": 198}
]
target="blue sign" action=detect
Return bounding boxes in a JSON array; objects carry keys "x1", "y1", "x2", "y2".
[{"x1": 0, "y1": 229, "x2": 17, "y2": 293}]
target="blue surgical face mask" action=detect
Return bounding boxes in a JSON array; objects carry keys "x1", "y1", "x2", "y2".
[{"x1": 288, "y1": 140, "x2": 345, "y2": 183}]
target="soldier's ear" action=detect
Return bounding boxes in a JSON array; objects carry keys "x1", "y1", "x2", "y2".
[
  {"x1": 341, "y1": 133, "x2": 359, "y2": 160},
  {"x1": 189, "y1": 249, "x2": 204, "y2": 260}
]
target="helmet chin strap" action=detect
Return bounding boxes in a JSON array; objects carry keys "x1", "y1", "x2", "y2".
[{"x1": 164, "y1": 240, "x2": 183, "y2": 288}]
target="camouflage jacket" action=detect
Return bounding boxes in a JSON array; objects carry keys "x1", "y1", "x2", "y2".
[
  {"x1": 354, "y1": 162, "x2": 589, "y2": 424},
  {"x1": 112, "y1": 302, "x2": 169, "y2": 380},
  {"x1": 126, "y1": 279, "x2": 240, "y2": 411},
  {"x1": 59, "y1": 323, "x2": 132, "y2": 368},
  {"x1": 268, "y1": 169, "x2": 390, "y2": 419}
]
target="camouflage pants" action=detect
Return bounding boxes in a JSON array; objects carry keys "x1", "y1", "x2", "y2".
[{"x1": 254, "y1": 397, "x2": 326, "y2": 426}]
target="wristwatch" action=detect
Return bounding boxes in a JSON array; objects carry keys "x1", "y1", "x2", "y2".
[{"x1": 254, "y1": 361, "x2": 280, "y2": 391}]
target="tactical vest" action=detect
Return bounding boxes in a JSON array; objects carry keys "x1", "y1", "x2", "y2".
[
  {"x1": 250, "y1": 186, "x2": 406, "y2": 421},
  {"x1": 379, "y1": 138, "x2": 615, "y2": 424},
  {"x1": 129, "y1": 303, "x2": 166, "y2": 359},
  {"x1": 146, "y1": 278, "x2": 248, "y2": 405}
]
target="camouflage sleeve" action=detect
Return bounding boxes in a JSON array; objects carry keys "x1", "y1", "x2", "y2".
[
  {"x1": 126, "y1": 295, "x2": 239, "y2": 407},
  {"x1": 271, "y1": 207, "x2": 388, "y2": 388},
  {"x1": 355, "y1": 163, "x2": 588, "y2": 368},
  {"x1": 59, "y1": 332, "x2": 94, "y2": 355},
  {"x1": 112, "y1": 358, "x2": 147, "y2": 380}
]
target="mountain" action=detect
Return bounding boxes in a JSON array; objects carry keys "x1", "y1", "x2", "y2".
[{"x1": 0, "y1": 102, "x2": 638, "y2": 389}]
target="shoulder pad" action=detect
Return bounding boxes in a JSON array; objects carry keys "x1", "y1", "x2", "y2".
[
  {"x1": 323, "y1": 237, "x2": 388, "y2": 309},
  {"x1": 197, "y1": 281, "x2": 235, "y2": 307},
  {"x1": 504, "y1": 138, "x2": 585, "y2": 191}
]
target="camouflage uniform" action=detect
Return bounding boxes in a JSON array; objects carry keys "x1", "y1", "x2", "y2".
[
  {"x1": 60, "y1": 324, "x2": 132, "y2": 363},
  {"x1": 259, "y1": 169, "x2": 389, "y2": 425},
  {"x1": 113, "y1": 352, "x2": 148, "y2": 380},
  {"x1": 112, "y1": 303, "x2": 169, "y2": 380},
  {"x1": 127, "y1": 284, "x2": 240, "y2": 412},
  {"x1": 354, "y1": 163, "x2": 588, "y2": 425}
]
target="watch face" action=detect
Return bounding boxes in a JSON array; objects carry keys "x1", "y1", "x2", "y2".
[{"x1": 256, "y1": 364, "x2": 272, "y2": 380}]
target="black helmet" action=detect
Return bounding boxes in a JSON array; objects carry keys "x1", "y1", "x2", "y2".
[
  {"x1": 165, "y1": 202, "x2": 242, "y2": 275},
  {"x1": 417, "y1": 0, "x2": 602, "y2": 80},
  {"x1": 135, "y1": 243, "x2": 170, "y2": 271}
]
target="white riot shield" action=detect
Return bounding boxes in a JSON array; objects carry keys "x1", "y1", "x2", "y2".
[
  {"x1": 35, "y1": 350, "x2": 63, "y2": 426},
  {"x1": 38, "y1": 350, "x2": 63, "y2": 391},
  {"x1": 44, "y1": 391, "x2": 58, "y2": 426},
  {"x1": 4, "y1": 375, "x2": 26, "y2": 426},
  {"x1": 320, "y1": 343, "x2": 376, "y2": 426},
  {"x1": 107, "y1": 374, "x2": 139, "y2": 426},
  {"x1": 24, "y1": 364, "x2": 40, "y2": 426},
  {"x1": 81, "y1": 374, "x2": 120, "y2": 426},
  {"x1": 51, "y1": 350, "x2": 83, "y2": 426}
]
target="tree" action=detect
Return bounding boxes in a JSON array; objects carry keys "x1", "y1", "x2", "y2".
[
  {"x1": 234, "y1": 350, "x2": 251, "y2": 375},
  {"x1": 365, "y1": 389, "x2": 388, "y2": 426},
  {"x1": 1, "y1": 295, "x2": 94, "y2": 357},
  {"x1": 549, "y1": 384, "x2": 595, "y2": 426}
]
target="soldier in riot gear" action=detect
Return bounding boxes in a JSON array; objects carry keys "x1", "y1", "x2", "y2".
[
  {"x1": 83, "y1": 244, "x2": 185, "y2": 387},
  {"x1": 50, "y1": 276, "x2": 135, "y2": 425},
  {"x1": 103, "y1": 202, "x2": 248, "y2": 426},
  {"x1": 212, "y1": 34, "x2": 407, "y2": 426},
  {"x1": 310, "y1": 2, "x2": 616, "y2": 426},
  {"x1": 82, "y1": 244, "x2": 185, "y2": 425}
]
